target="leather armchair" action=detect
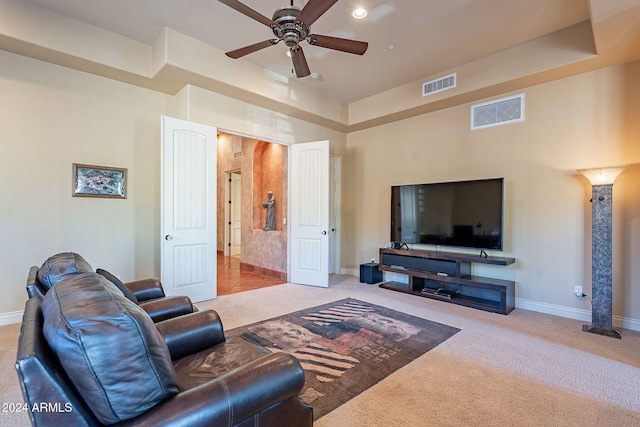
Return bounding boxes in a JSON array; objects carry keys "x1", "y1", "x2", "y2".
[
  {"x1": 26, "y1": 252, "x2": 195, "y2": 322},
  {"x1": 16, "y1": 273, "x2": 313, "y2": 426}
]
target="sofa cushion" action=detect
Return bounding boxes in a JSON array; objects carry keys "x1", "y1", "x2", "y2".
[
  {"x1": 173, "y1": 336, "x2": 271, "y2": 390},
  {"x1": 37, "y1": 252, "x2": 93, "y2": 291},
  {"x1": 42, "y1": 272, "x2": 179, "y2": 424},
  {"x1": 96, "y1": 268, "x2": 139, "y2": 303}
]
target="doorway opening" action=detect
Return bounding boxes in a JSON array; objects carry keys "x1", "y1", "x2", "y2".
[
  {"x1": 217, "y1": 131, "x2": 341, "y2": 293},
  {"x1": 217, "y1": 131, "x2": 288, "y2": 295},
  {"x1": 216, "y1": 254, "x2": 283, "y2": 295},
  {"x1": 227, "y1": 170, "x2": 242, "y2": 257}
]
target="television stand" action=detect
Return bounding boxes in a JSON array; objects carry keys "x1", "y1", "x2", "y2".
[{"x1": 378, "y1": 248, "x2": 516, "y2": 315}]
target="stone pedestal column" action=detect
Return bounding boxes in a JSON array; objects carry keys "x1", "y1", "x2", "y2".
[{"x1": 583, "y1": 184, "x2": 620, "y2": 338}]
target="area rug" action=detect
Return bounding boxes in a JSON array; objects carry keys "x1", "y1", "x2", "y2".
[{"x1": 227, "y1": 298, "x2": 460, "y2": 420}]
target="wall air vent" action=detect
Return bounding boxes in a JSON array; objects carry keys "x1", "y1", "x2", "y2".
[
  {"x1": 471, "y1": 93, "x2": 525, "y2": 130},
  {"x1": 422, "y1": 73, "x2": 456, "y2": 97}
]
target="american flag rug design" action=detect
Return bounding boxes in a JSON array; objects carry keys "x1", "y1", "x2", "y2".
[{"x1": 227, "y1": 298, "x2": 460, "y2": 420}]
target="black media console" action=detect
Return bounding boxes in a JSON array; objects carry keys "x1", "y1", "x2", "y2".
[{"x1": 378, "y1": 248, "x2": 516, "y2": 315}]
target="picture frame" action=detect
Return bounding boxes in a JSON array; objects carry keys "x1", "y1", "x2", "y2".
[{"x1": 72, "y1": 163, "x2": 127, "y2": 198}]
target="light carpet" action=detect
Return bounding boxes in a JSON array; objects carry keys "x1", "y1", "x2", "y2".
[{"x1": 2, "y1": 275, "x2": 640, "y2": 426}]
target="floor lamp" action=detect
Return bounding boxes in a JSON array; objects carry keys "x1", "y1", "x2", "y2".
[{"x1": 578, "y1": 166, "x2": 627, "y2": 339}]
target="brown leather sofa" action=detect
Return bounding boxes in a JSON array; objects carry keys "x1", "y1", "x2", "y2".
[
  {"x1": 16, "y1": 272, "x2": 313, "y2": 426},
  {"x1": 27, "y1": 252, "x2": 196, "y2": 322}
]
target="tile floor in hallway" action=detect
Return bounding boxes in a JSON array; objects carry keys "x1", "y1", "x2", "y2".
[{"x1": 216, "y1": 255, "x2": 284, "y2": 295}]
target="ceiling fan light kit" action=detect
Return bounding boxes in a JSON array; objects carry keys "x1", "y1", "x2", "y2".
[{"x1": 218, "y1": 0, "x2": 368, "y2": 78}]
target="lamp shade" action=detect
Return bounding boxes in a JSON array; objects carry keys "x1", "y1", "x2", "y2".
[{"x1": 577, "y1": 166, "x2": 627, "y2": 185}]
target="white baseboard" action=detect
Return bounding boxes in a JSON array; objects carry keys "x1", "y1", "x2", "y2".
[
  {"x1": 614, "y1": 315, "x2": 640, "y2": 332},
  {"x1": 342, "y1": 268, "x2": 640, "y2": 332},
  {"x1": 341, "y1": 268, "x2": 359, "y2": 276},
  {"x1": 3, "y1": 290, "x2": 638, "y2": 332},
  {"x1": 0, "y1": 310, "x2": 24, "y2": 326},
  {"x1": 516, "y1": 297, "x2": 640, "y2": 332},
  {"x1": 516, "y1": 297, "x2": 591, "y2": 322}
]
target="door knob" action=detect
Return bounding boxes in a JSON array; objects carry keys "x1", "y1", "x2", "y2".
[
  {"x1": 165, "y1": 235, "x2": 173, "y2": 241},
  {"x1": 322, "y1": 231, "x2": 327, "y2": 235}
]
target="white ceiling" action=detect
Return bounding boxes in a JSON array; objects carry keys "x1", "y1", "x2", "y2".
[{"x1": 22, "y1": 0, "x2": 591, "y2": 103}]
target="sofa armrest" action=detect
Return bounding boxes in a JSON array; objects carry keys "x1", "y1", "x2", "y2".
[
  {"x1": 26, "y1": 266, "x2": 45, "y2": 300},
  {"x1": 138, "y1": 296, "x2": 194, "y2": 323},
  {"x1": 125, "y1": 278, "x2": 165, "y2": 301},
  {"x1": 155, "y1": 310, "x2": 225, "y2": 360},
  {"x1": 123, "y1": 352, "x2": 307, "y2": 427}
]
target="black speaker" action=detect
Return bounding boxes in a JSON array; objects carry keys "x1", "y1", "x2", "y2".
[{"x1": 360, "y1": 263, "x2": 383, "y2": 284}]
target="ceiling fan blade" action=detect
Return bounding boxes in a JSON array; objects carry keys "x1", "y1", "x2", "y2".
[
  {"x1": 226, "y1": 39, "x2": 279, "y2": 59},
  {"x1": 295, "y1": 0, "x2": 339, "y2": 27},
  {"x1": 308, "y1": 34, "x2": 368, "y2": 55},
  {"x1": 290, "y1": 48, "x2": 311, "y2": 78},
  {"x1": 218, "y1": 0, "x2": 274, "y2": 27}
]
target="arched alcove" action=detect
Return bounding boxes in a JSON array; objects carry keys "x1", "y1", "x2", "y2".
[{"x1": 253, "y1": 141, "x2": 283, "y2": 231}]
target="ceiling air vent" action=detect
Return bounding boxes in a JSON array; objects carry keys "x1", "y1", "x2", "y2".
[
  {"x1": 471, "y1": 93, "x2": 525, "y2": 130},
  {"x1": 422, "y1": 73, "x2": 456, "y2": 97}
]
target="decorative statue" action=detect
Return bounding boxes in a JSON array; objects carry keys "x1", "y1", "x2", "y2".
[{"x1": 262, "y1": 191, "x2": 276, "y2": 231}]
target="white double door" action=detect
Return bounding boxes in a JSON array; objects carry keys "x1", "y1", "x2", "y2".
[
  {"x1": 160, "y1": 116, "x2": 330, "y2": 302},
  {"x1": 160, "y1": 116, "x2": 218, "y2": 302},
  {"x1": 290, "y1": 140, "x2": 330, "y2": 288}
]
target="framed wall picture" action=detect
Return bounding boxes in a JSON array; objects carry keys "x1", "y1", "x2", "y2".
[{"x1": 72, "y1": 163, "x2": 127, "y2": 198}]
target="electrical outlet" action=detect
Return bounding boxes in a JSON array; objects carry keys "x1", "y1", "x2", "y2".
[
  {"x1": 575, "y1": 285, "x2": 583, "y2": 297},
  {"x1": 371, "y1": 258, "x2": 376, "y2": 263}
]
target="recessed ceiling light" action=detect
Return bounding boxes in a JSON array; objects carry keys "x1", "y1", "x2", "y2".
[{"x1": 352, "y1": 8, "x2": 367, "y2": 19}]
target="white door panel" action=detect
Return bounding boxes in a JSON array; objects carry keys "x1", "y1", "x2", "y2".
[
  {"x1": 290, "y1": 140, "x2": 329, "y2": 287},
  {"x1": 161, "y1": 116, "x2": 217, "y2": 302}
]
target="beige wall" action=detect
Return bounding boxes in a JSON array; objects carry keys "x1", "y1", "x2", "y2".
[
  {"x1": 343, "y1": 62, "x2": 640, "y2": 323},
  {"x1": 0, "y1": 51, "x2": 345, "y2": 319},
  {"x1": 172, "y1": 85, "x2": 348, "y2": 151},
  {"x1": 0, "y1": 50, "x2": 170, "y2": 316},
  {"x1": 2, "y1": 45, "x2": 639, "y2": 327}
]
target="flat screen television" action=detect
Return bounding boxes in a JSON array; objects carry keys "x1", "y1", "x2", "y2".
[{"x1": 390, "y1": 178, "x2": 504, "y2": 251}]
